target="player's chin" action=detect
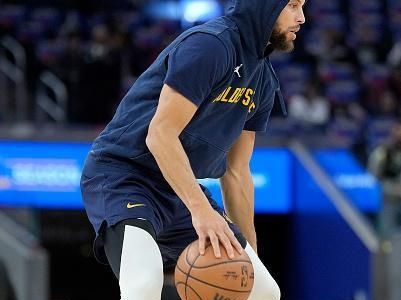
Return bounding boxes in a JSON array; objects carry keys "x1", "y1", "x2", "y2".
[
  {"x1": 287, "y1": 41, "x2": 295, "y2": 52},
  {"x1": 280, "y1": 40, "x2": 295, "y2": 53}
]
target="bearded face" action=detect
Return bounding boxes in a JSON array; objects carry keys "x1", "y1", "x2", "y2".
[
  {"x1": 269, "y1": 0, "x2": 305, "y2": 52},
  {"x1": 270, "y1": 24, "x2": 295, "y2": 52}
]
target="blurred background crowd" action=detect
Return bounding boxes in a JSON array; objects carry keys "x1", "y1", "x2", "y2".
[
  {"x1": 0, "y1": 0, "x2": 400, "y2": 151},
  {"x1": 1, "y1": 0, "x2": 401, "y2": 299}
]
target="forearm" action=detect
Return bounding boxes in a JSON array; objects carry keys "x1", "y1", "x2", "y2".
[
  {"x1": 145, "y1": 85, "x2": 243, "y2": 258},
  {"x1": 146, "y1": 130, "x2": 210, "y2": 213},
  {"x1": 147, "y1": 129, "x2": 244, "y2": 258},
  {"x1": 220, "y1": 168, "x2": 257, "y2": 250}
]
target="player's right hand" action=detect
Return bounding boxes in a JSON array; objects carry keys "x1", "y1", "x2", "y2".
[{"x1": 191, "y1": 205, "x2": 243, "y2": 259}]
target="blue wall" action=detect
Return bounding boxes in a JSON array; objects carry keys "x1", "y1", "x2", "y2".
[
  {"x1": 0, "y1": 141, "x2": 381, "y2": 214},
  {"x1": 286, "y1": 155, "x2": 373, "y2": 300},
  {"x1": 0, "y1": 141, "x2": 88, "y2": 208}
]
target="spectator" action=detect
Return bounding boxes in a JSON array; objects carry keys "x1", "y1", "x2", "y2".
[
  {"x1": 288, "y1": 80, "x2": 330, "y2": 129},
  {"x1": 303, "y1": 29, "x2": 358, "y2": 67},
  {"x1": 368, "y1": 121, "x2": 401, "y2": 232},
  {"x1": 73, "y1": 23, "x2": 122, "y2": 124},
  {"x1": 368, "y1": 121, "x2": 401, "y2": 200},
  {"x1": 387, "y1": 40, "x2": 401, "y2": 68}
]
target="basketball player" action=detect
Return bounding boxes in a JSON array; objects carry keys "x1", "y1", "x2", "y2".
[{"x1": 81, "y1": 0, "x2": 306, "y2": 299}]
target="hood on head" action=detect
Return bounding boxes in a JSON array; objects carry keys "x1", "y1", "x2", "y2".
[{"x1": 226, "y1": 0, "x2": 289, "y2": 58}]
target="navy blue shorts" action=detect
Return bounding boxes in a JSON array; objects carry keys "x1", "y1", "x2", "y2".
[{"x1": 80, "y1": 154, "x2": 245, "y2": 268}]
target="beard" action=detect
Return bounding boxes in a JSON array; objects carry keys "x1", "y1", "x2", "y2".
[{"x1": 270, "y1": 26, "x2": 295, "y2": 52}]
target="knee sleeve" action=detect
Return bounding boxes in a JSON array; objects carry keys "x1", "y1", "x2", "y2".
[
  {"x1": 245, "y1": 244, "x2": 281, "y2": 300},
  {"x1": 119, "y1": 225, "x2": 164, "y2": 300}
]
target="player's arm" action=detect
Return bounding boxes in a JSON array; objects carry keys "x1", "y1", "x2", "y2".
[
  {"x1": 220, "y1": 130, "x2": 257, "y2": 251},
  {"x1": 146, "y1": 84, "x2": 242, "y2": 258}
]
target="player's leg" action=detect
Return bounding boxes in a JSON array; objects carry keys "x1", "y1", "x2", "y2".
[
  {"x1": 161, "y1": 268, "x2": 180, "y2": 300},
  {"x1": 158, "y1": 189, "x2": 280, "y2": 300},
  {"x1": 245, "y1": 243, "x2": 281, "y2": 300},
  {"x1": 81, "y1": 157, "x2": 177, "y2": 299},
  {"x1": 103, "y1": 219, "x2": 164, "y2": 300},
  {"x1": 204, "y1": 193, "x2": 281, "y2": 300},
  {"x1": 157, "y1": 195, "x2": 248, "y2": 300}
]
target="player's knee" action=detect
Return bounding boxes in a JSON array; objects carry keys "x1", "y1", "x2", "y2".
[
  {"x1": 118, "y1": 225, "x2": 163, "y2": 300},
  {"x1": 120, "y1": 273, "x2": 163, "y2": 300},
  {"x1": 261, "y1": 275, "x2": 281, "y2": 300},
  {"x1": 120, "y1": 260, "x2": 163, "y2": 300},
  {"x1": 270, "y1": 278, "x2": 281, "y2": 300}
]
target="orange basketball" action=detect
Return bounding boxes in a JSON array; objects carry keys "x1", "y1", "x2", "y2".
[{"x1": 175, "y1": 240, "x2": 254, "y2": 300}]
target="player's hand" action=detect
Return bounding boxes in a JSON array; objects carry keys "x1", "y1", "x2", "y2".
[{"x1": 191, "y1": 205, "x2": 243, "y2": 259}]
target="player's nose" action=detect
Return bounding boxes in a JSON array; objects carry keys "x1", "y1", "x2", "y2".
[{"x1": 297, "y1": 9, "x2": 306, "y2": 25}]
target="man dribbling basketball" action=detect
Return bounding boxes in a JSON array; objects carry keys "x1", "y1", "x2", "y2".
[{"x1": 80, "y1": 0, "x2": 306, "y2": 299}]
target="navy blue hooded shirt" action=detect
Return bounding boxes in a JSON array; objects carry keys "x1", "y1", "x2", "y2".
[{"x1": 90, "y1": 0, "x2": 289, "y2": 179}]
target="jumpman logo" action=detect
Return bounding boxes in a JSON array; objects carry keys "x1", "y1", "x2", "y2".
[{"x1": 234, "y1": 64, "x2": 243, "y2": 77}]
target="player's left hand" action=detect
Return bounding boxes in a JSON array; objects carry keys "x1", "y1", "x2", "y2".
[{"x1": 191, "y1": 205, "x2": 243, "y2": 259}]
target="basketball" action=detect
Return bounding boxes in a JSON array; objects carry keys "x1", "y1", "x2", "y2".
[{"x1": 175, "y1": 240, "x2": 254, "y2": 300}]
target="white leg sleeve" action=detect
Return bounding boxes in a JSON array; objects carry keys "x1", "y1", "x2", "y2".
[
  {"x1": 119, "y1": 225, "x2": 164, "y2": 300},
  {"x1": 245, "y1": 244, "x2": 281, "y2": 300}
]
